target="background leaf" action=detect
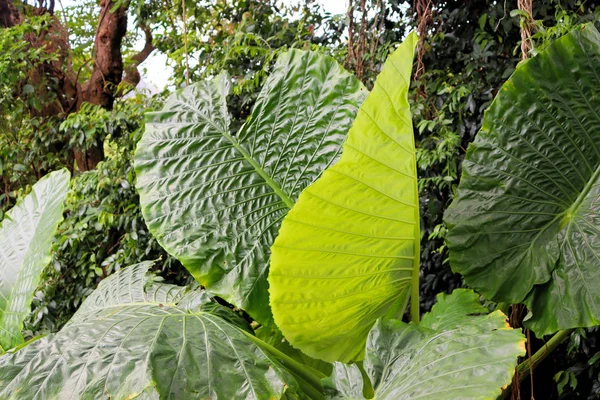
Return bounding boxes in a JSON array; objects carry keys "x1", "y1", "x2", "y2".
[
  {"x1": 269, "y1": 33, "x2": 419, "y2": 363},
  {"x1": 0, "y1": 262, "x2": 299, "y2": 399},
  {"x1": 322, "y1": 363, "x2": 364, "y2": 400},
  {"x1": 445, "y1": 23, "x2": 600, "y2": 335},
  {"x1": 324, "y1": 289, "x2": 525, "y2": 399},
  {"x1": 135, "y1": 50, "x2": 366, "y2": 324},
  {"x1": 0, "y1": 169, "x2": 70, "y2": 351}
]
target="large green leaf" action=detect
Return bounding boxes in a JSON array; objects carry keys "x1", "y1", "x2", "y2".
[
  {"x1": 0, "y1": 169, "x2": 70, "y2": 351},
  {"x1": 269, "y1": 33, "x2": 419, "y2": 363},
  {"x1": 323, "y1": 290, "x2": 526, "y2": 399},
  {"x1": 445, "y1": 24, "x2": 600, "y2": 335},
  {"x1": 135, "y1": 50, "x2": 366, "y2": 324},
  {"x1": 0, "y1": 262, "x2": 299, "y2": 399},
  {"x1": 67, "y1": 260, "x2": 187, "y2": 324}
]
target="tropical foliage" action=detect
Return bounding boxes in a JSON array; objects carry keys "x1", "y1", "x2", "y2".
[
  {"x1": 135, "y1": 49, "x2": 366, "y2": 326},
  {"x1": 0, "y1": 262, "x2": 301, "y2": 399},
  {"x1": 270, "y1": 32, "x2": 419, "y2": 363},
  {"x1": 26, "y1": 96, "x2": 185, "y2": 334},
  {"x1": 0, "y1": 34, "x2": 527, "y2": 399},
  {"x1": 323, "y1": 290, "x2": 525, "y2": 399},
  {"x1": 446, "y1": 24, "x2": 600, "y2": 336},
  {"x1": 0, "y1": 169, "x2": 69, "y2": 351},
  {"x1": 2, "y1": 0, "x2": 600, "y2": 398}
]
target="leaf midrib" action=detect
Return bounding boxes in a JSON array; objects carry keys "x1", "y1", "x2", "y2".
[
  {"x1": 171, "y1": 93, "x2": 295, "y2": 210},
  {"x1": 71, "y1": 301, "x2": 181, "y2": 321},
  {"x1": 472, "y1": 162, "x2": 600, "y2": 285},
  {"x1": 567, "y1": 162, "x2": 600, "y2": 219},
  {"x1": 222, "y1": 130, "x2": 295, "y2": 209}
]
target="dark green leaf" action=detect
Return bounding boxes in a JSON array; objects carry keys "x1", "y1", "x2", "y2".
[
  {"x1": 135, "y1": 50, "x2": 366, "y2": 324},
  {"x1": 446, "y1": 24, "x2": 600, "y2": 335}
]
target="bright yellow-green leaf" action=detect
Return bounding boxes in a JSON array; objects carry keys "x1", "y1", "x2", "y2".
[{"x1": 269, "y1": 33, "x2": 419, "y2": 363}]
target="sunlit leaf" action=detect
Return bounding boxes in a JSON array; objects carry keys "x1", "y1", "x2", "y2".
[
  {"x1": 269, "y1": 33, "x2": 419, "y2": 362},
  {"x1": 0, "y1": 169, "x2": 70, "y2": 351}
]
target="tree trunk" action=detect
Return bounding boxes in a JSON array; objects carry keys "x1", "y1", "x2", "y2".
[
  {"x1": 0, "y1": 0, "x2": 20, "y2": 27},
  {"x1": 82, "y1": 1, "x2": 127, "y2": 110},
  {"x1": 76, "y1": 1, "x2": 128, "y2": 171},
  {"x1": 1, "y1": 0, "x2": 78, "y2": 173}
]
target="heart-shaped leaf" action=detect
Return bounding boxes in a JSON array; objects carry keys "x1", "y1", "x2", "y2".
[
  {"x1": 323, "y1": 290, "x2": 525, "y2": 399},
  {"x1": 135, "y1": 50, "x2": 366, "y2": 324},
  {"x1": 0, "y1": 262, "x2": 298, "y2": 399},
  {"x1": 445, "y1": 24, "x2": 600, "y2": 335}
]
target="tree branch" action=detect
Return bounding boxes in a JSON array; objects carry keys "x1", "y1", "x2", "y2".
[
  {"x1": 77, "y1": 0, "x2": 128, "y2": 170},
  {"x1": 131, "y1": 23, "x2": 154, "y2": 65},
  {"x1": 120, "y1": 22, "x2": 155, "y2": 91},
  {"x1": 82, "y1": 0, "x2": 128, "y2": 110}
]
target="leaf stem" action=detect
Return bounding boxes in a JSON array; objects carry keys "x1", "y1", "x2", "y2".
[
  {"x1": 244, "y1": 331, "x2": 326, "y2": 398},
  {"x1": 410, "y1": 227, "x2": 420, "y2": 323},
  {"x1": 294, "y1": 374, "x2": 327, "y2": 400},
  {"x1": 516, "y1": 328, "x2": 574, "y2": 382},
  {"x1": 410, "y1": 148, "x2": 420, "y2": 323},
  {"x1": 410, "y1": 265, "x2": 420, "y2": 323}
]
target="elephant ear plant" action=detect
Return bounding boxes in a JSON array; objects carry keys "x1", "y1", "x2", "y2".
[
  {"x1": 269, "y1": 32, "x2": 422, "y2": 363},
  {"x1": 0, "y1": 33, "x2": 547, "y2": 399},
  {"x1": 0, "y1": 169, "x2": 69, "y2": 352},
  {"x1": 134, "y1": 50, "x2": 367, "y2": 325},
  {"x1": 269, "y1": 33, "x2": 525, "y2": 398},
  {"x1": 446, "y1": 23, "x2": 600, "y2": 336},
  {"x1": 0, "y1": 262, "x2": 305, "y2": 399},
  {"x1": 322, "y1": 290, "x2": 525, "y2": 399}
]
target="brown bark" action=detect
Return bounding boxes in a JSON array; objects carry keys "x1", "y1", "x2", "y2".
[
  {"x1": 1, "y1": 1, "x2": 79, "y2": 173},
  {"x1": 82, "y1": 1, "x2": 127, "y2": 110},
  {"x1": 29, "y1": 16, "x2": 80, "y2": 175},
  {"x1": 27, "y1": 15, "x2": 81, "y2": 117},
  {"x1": 1, "y1": 1, "x2": 79, "y2": 115},
  {"x1": 0, "y1": 0, "x2": 20, "y2": 27},
  {"x1": 3, "y1": 1, "x2": 149, "y2": 172}
]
